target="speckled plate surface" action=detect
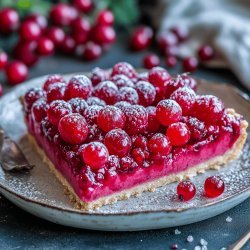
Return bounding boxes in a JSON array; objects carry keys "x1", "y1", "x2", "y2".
[{"x1": 0, "y1": 74, "x2": 249, "y2": 231}]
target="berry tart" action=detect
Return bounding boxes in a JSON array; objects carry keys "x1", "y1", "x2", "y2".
[{"x1": 21, "y1": 63, "x2": 248, "y2": 210}]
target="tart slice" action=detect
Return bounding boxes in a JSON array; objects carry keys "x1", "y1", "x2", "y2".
[{"x1": 22, "y1": 63, "x2": 248, "y2": 210}]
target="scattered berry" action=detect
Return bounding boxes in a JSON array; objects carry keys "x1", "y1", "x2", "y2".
[
  {"x1": 73, "y1": 0, "x2": 93, "y2": 13},
  {"x1": 157, "y1": 32, "x2": 178, "y2": 50},
  {"x1": 0, "y1": 51, "x2": 8, "y2": 69},
  {"x1": 97, "y1": 9, "x2": 114, "y2": 26},
  {"x1": 143, "y1": 54, "x2": 160, "y2": 69},
  {"x1": 19, "y1": 21, "x2": 41, "y2": 41},
  {"x1": 46, "y1": 26, "x2": 65, "y2": 47},
  {"x1": 177, "y1": 180, "x2": 196, "y2": 201},
  {"x1": 183, "y1": 57, "x2": 198, "y2": 72},
  {"x1": 0, "y1": 8, "x2": 19, "y2": 34},
  {"x1": 5, "y1": 61, "x2": 28, "y2": 85},
  {"x1": 165, "y1": 56, "x2": 177, "y2": 68},
  {"x1": 170, "y1": 26, "x2": 189, "y2": 42},
  {"x1": 130, "y1": 26, "x2": 153, "y2": 51},
  {"x1": 198, "y1": 45, "x2": 214, "y2": 61},
  {"x1": 37, "y1": 37, "x2": 54, "y2": 56},
  {"x1": 204, "y1": 176, "x2": 225, "y2": 198},
  {"x1": 83, "y1": 41, "x2": 102, "y2": 60}
]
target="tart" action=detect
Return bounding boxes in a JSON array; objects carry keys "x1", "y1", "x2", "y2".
[{"x1": 22, "y1": 63, "x2": 248, "y2": 210}]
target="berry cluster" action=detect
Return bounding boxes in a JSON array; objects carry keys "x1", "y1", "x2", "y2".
[
  {"x1": 130, "y1": 26, "x2": 215, "y2": 71},
  {"x1": 23, "y1": 63, "x2": 238, "y2": 192},
  {"x1": 0, "y1": 2, "x2": 115, "y2": 91}
]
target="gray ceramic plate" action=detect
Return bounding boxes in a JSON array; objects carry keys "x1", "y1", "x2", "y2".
[{"x1": 0, "y1": 74, "x2": 249, "y2": 231}]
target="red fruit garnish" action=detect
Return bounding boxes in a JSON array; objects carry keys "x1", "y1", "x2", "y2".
[
  {"x1": 5, "y1": 61, "x2": 28, "y2": 85},
  {"x1": 83, "y1": 41, "x2": 102, "y2": 61},
  {"x1": 146, "y1": 106, "x2": 161, "y2": 133},
  {"x1": 46, "y1": 27, "x2": 65, "y2": 47},
  {"x1": 119, "y1": 156, "x2": 138, "y2": 173},
  {"x1": 90, "y1": 67, "x2": 109, "y2": 86},
  {"x1": 204, "y1": 176, "x2": 225, "y2": 198},
  {"x1": 165, "y1": 77, "x2": 185, "y2": 98},
  {"x1": 97, "y1": 106, "x2": 125, "y2": 132},
  {"x1": 0, "y1": 8, "x2": 19, "y2": 34},
  {"x1": 60, "y1": 35, "x2": 76, "y2": 54},
  {"x1": 37, "y1": 37, "x2": 54, "y2": 56},
  {"x1": 73, "y1": 0, "x2": 93, "y2": 13},
  {"x1": 178, "y1": 74, "x2": 197, "y2": 92},
  {"x1": 130, "y1": 26, "x2": 153, "y2": 51},
  {"x1": 68, "y1": 98, "x2": 88, "y2": 115},
  {"x1": 136, "y1": 81, "x2": 156, "y2": 106},
  {"x1": 192, "y1": 95, "x2": 225, "y2": 124},
  {"x1": 132, "y1": 135, "x2": 148, "y2": 150},
  {"x1": 184, "y1": 116, "x2": 207, "y2": 141},
  {"x1": 143, "y1": 54, "x2": 160, "y2": 69},
  {"x1": 114, "y1": 101, "x2": 131, "y2": 111},
  {"x1": 87, "y1": 97, "x2": 106, "y2": 106},
  {"x1": 157, "y1": 32, "x2": 178, "y2": 50},
  {"x1": 71, "y1": 17, "x2": 90, "y2": 45},
  {"x1": 43, "y1": 74, "x2": 65, "y2": 91},
  {"x1": 58, "y1": 113, "x2": 88, "y2": 144},
  {"x1": 166, "y1": 122, "x2": 190, "y2": 146},
  {"x1": 47, "y1": 100, "x2": 72, "y2": 126},
  {"x1": 183, "y1": 57, "x2": 198, "y2": 72},
  {"x1": 93, "y1": 25, "x2": 116, "y2": 45},
  {"x1": 177, "y1": 181, "x2": 196, "y2": 201},
  {"x1": 24, "y1": 87, "x2": 45, "y2": 111},
  {"x1": 123, "y1": 105, "x2": 148, "y2": 135},
  {"x1": 148, "y1": 133, "x2": 172, "y2": 160},
  {"x1": 198, "y1": 45, "x2": 214, "y2": 61},
  {"x1": 165, "y1": 56, "x2": 177, "y2": 68},
  {"x1": 31, "y1": 99, "x2": 48, "y2": 122},
  {"x1": 148, "y1": 67, "x2": 171, "y2": 89},
  {"x1": 97, "y1": 9, "x2": 114, "y2": 26},
  {"x1": 131, "y1": 148, "x2": 146, "y2": 164},
  {"x1": 81, "y1": 142, "x2": 109, "y2": 169},
  {"x1": 83, "y1": 105, "x2": 102, "y2": 124},
  {"x1": 104, "y1": 128, "x2": 131, "y2": 157},
  {"x1": 156, "y1": 99, "x2": 182, "y2": 126},
  {"x1": 0, "y1": 51, "x2": 8, "y2": 69},
  {"x1": 47, "y1": 82, "x2": 66, "y2": 103},
  {"x1": 170, "y1": 26, "x2": 189, "y2": 42},
  {"x1": 24, "y1": 14, "x2": 47, "y2": 31},
  {"x1": 111, "y1": 62, "x2": 137, "y2": 79},
  {"x1": 65, "y1": 75, "x2": 92, "y2": 100},
  {"x1": 111, "y1": 74, "x2": 134, "y2": 89},
  {"x1": 19, "y1": 21, "x2": 41, "y2": 41},
  {"x1": 118, "y1": 86, "x2": 139, "y2": 104}
]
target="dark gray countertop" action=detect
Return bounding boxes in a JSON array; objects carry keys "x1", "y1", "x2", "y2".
[{"x1": 0, "y1": 34, "x2": 249, "y2": 249}]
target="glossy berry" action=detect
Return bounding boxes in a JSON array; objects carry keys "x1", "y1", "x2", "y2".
[
  {"x1": 170, "y1": 87, "x2": 196, "y2": 115},
  {"x1": 25, "y1": 14, "x2": 47, "y2": 31},
  {"x1": 131, "y1": 148, "x2": 146, "y2": 164},
  {"x1": 135, "y1": 81, "x2": 156, "y2": 106},
  {"x1": 47, "y1": 100, "x2": 72, "y2": 126},
  {"x1": 97, "y1": 106, "x2": 125, "y2": 132},
  {"x1": 182, "y1": 57, "x2": 198, "y2": 72},
  {"x1": 148, "y1": 67, "x2": 171, "y2": 89},
  {"x1": 0, "y1": 51, "x2": 8, "y2": 69},
  {"x1": 37, "y1": 37, "x2": 54, "y2": 56},
  {"x1": 114, "y1": 101, "x2": 131, "y2": 111},
  {"x1": 71, "y1": 17, "x2": 90, "y2": 45},
  {"x1": 83, "y1": 41, "x2": 102, "y2": 61},
  {"x1": 143, "y1": 54, "x2": 160, "y2": 69},
  {"x1": 24, "y1": 87, "x2": 45, "y2": 111},
  {"x1": 148, "y1": 133, "x2": 172, "y2": 160},
  {"x1": 5, "y1": 61, "x2": 28, "y2": 85},
  {"x1": 123, "y1": 105, "x2": 148, "y2": 135},
  {"x1": 165, "y1": 56, "x2": 177, "y2": 68},
  {"x1": 178, "y1": 74, "x2": 197, "y2": 92},
  {"x1": 132, "y1": 135, "x2": 148, "y2": 150},
  {"x1": 58, "y1": 113, "x2": 88, "y2": 144},
  {"x1": 111, "y1": 74, "x2": 134, "y2": 89},
  {"x1": 118, "y1": 87, "x2": 139, "y2": 104},
  {"x1": 119, "y1": 156, "x2": 138, "y2": 172},
  {"x1": 46, "y1": 27, "x2": 65, "y2": 47},
  {"x1": 170, "y1": 26, "x2": 189, "y2": 42},
  {"x1": 130, "y1": 26, "x2": 153, "y2": 51},
  {"x1": 156, "y1": 99, "x2": 182, "y2": 126},
  {"x1": 198, "y1": 45, "x2": 215, "y2": 61},
  {"x1": 87, "y1": 97, "x2": 106, "y2": 106},
  {"x1": 47, "y1": 82, "x2": 66, "y2": 103},
  {"x1": 146, "y1": 106, "x2": 161, "y2": 133},
  {"x1": 90, "y1": 67, "x2": 109, "y2": 86},
  {"x1": 81, "y1": 142, "x2": 109, "y2": 169},
  {"x1": 157, "y1": 32, "x2": 178, "y2": 50},
  {"x1": 68, "y1": 98, "x2": 88, "y2": 115},
  {"x1": 83, "y1": 105, "x2": 102, "y2": 124},
  {"x1": 43, "y1": 74, "x2": 65, "y2": 91},
  {"x1": 166, "y1": 122, "x2": 190, "y2": 146},
  {"x1": 97, "y1": 10, "x2": 114, "y2": 26},
  {"x1": 60, "y1": 35, "x2": 76, "y2": 54},
  {"x1": 31, "y1": 99, "x2": 48, "y2": 122},
  {"x1": 184, "y1": 117, "x2": 207, "y2": 141},
  {"x1": 164, "y1": 77, "x2": 185, "y2": 98},
  {"x1": 65, "y1": 75, "x2": 92, "y2": 100},
  {"x1": 93, "y1": 25, "x2": 116, "y2": 45},
  {"x1": 19, "y1": 21, "x2": 41, "y2": 41},
  {"x1": 73, "y1": 0, "x2": 93, "y2": 13},
  {"x1": 104, "y1": 129, "x2": 131, "y2": 157},
  {"x1": 0, "y1": 8, "x2": 19, "y2": 34},
  {"x1": 204, "y1": 176, "x2": 225, "y2": 198},
  {"x1": 177, "y1": 181, "x2": 196, "y2": 201},
  {"x1": 192, "y1": 95, "x2": 225, "y2": 124},
  {"x1": 111, "y1": 62, "x2": 137, "y2": 79},
  {"x1": 93, "y1": 80, "x2": 118, "y2": 104}
]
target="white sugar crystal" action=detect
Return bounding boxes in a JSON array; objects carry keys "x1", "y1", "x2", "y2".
[
  {"x1": 226, "y1": 216, "x2": 232, "y2": 222},
  {"x1": 174, "y1": 229, "x2": 181, "y2": 235},
  {"x1": 200, "y1": 239, "x2": 208, "y2": 246},
  {"x1": 187, "y1": 235, "x2": 194, "y2": 242},
  {"x1": 201, "y1": 246, "x2": 207, "y2": 250},
  {"x1": 220, "y1": 248, "x2": 226, "y2": 250},
  {"x1": 194, "y1": 246, "x2": 202, "y2": 250}
]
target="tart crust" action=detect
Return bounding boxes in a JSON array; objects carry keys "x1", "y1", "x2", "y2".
[{"x1": 27, "y1": 109, "x2": 248, "y2": 211}]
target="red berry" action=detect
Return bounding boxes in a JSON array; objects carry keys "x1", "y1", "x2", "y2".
[
  {"x1": 43, "y1": 74, "x2": 65, "y2": 91},
  {"x1": 90, "y1": 67, "x2": 109, "y2": 86},
  {"x1": 183, "y1": 57, "x2": 198, "y2": 72},
  {"x1": 19, "y1": 21, "x2": 41, "y2": 41},
  {"x1": 24, "y1": 87, "x2": 45, "y2": 111},
  {"x1": 177, "y1": 181, "x2": 196, "y2": 201},
  {"x1": 170, "y1": 87, "x2": 196, "y2": 115},
  {"x1": 60, "y1": 35, "x2": 76, "y2": 54},
  {"x1": 47, "y1": 100, "x2": 72, "y2": 126},
  {"x1": 50, "y1": 4, "x2": 78, "y2": 26},
  {"x1": 119, "y1": 156, "x2": 138, "y2": 173},
  {"x1": 97, "y1": 10, "x2": 114, "y2": 26},
  {"x1": 31, "y1": 99, "x2": 48, "y2": 122},
  {"x1": 164, "y1": 45, "x2": 179, "y2": 56},
  {"x1": 165, "y1": 77, "x2": 185, "y2": 98},
  {"x1": 170, "y1": 26, "x2": 189, "y2": 42},
  {"x1": 83, "y1": 105, "x2": 102, "y2": 124},
  {"x1": 97, "y1": 106, "x2": 125, "y2": 132},
  {"x1": 132, "y1": 135, "x2": 148, "y2": 150},
  {"x1": 83, "y1": 41, "x2": 102, "y2": 61},
  {"x1": 111, "y1": 74, "x2": 134, "y2": 89},
  {"x1": 165, "y1": 56, "x2": 177, "y2": 68},
  {"x1": 58, "y1": 113, "x2": 88, "y2": 144},
  {"x1": 178, "y1": 74, "x2": 197, "y2": 92},
  {"x1": 37, "y1": 37, "x2": 54, "y2": 56},
  {"x1": 0, "y1": 51, "x2": 8, "y2": 69},
  {"x1": 146, "y1": 106, "x2": 161, "y2": 133},
  {"x1": 135, "y1": 81, "x2": 156, "y2": 106},
  {"x1": 114, "y1": 101, "x2": 131, "y2": 111},
  {"x1": 131, "y1": 148, "x2": 146, "y2": 164},
  {"x1": 73, "y1": 0, "x2": 93, "y2": 13},
  {"x1": 148, "y1": 67, "x2": 171, "y2": 89},
  {"x1": 13, "y1": 41, "x2": 38, "y2": 67},
  {"x1": 143, "y1": 54, "x2": 160, "y2": 69},
  {"x1": 71, "y1": 17, "x2": 90, "y2": 45},
  {"x1": 47, "y1": 82, "x2": 66, "y2": 103},
  {"x1": 93, "y1": 25, "x2": 116, "y2": 45},
  {"x1": 93, "y1": 80, "x2": 118, "y2": 104},
  {"x1": 87, "y1": 97, "x2": 106, "y2": 106},
  {"x1": 104, "y1": 129, "x2": 131, "y2": 157},
  {"x1": 148, "y1": 133, "x2": 172, "y2": 160},
  {"x1": 198, "y1": 45, "x2": 215, "y2": 61},
  {"x1": 123, "y1": 105, "x2": 148, "y2": 135},
  {"x1": 25, "y1": 14, "x2": 47, "y2": 31},
  {"x1": 46, "y1": 27, "x2": 65, "y2": 47},
  {"x1": 0, "y1": 8, "x2": 19, "y2": 34},
  {"x1": 111, "y1": 62, "x2": 137, "y2": 79},
  {"x1": 81, "y1": 142, "x2": 109, "y2": 169},
  {"x1": 118, "y1": 86, "x2": 139, "y2": 104},
  {"x1": 156, "y1": 99, "x2": 182, "y2": 126},
  {"x1": 204, "y1": 176, "x2": 225, "y2": 198},
  {"x1": 166, "y1": 122, "x2": 190, "y2": 146},
  {"x1": 5, "y1": 61, "x2": 28, "y2": 85},
  {"x1": 0, "y1": 84, "x2": 3, "y2": 96},
  {"x1": 192, "y1": 95, "x2": 224, "y2": 124},
  {"x1": 130, "y1": 26, "x2": 153, "y2": 51},
  {"x1": 157, "y1": 32, "x2": 178, "y2": 50},
  {"x1": 68, "y1": 97, "x2": 88, "y2": 115},
  {"x1": 65, "y1": 75, "x2": 92, "y2": 100}
]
